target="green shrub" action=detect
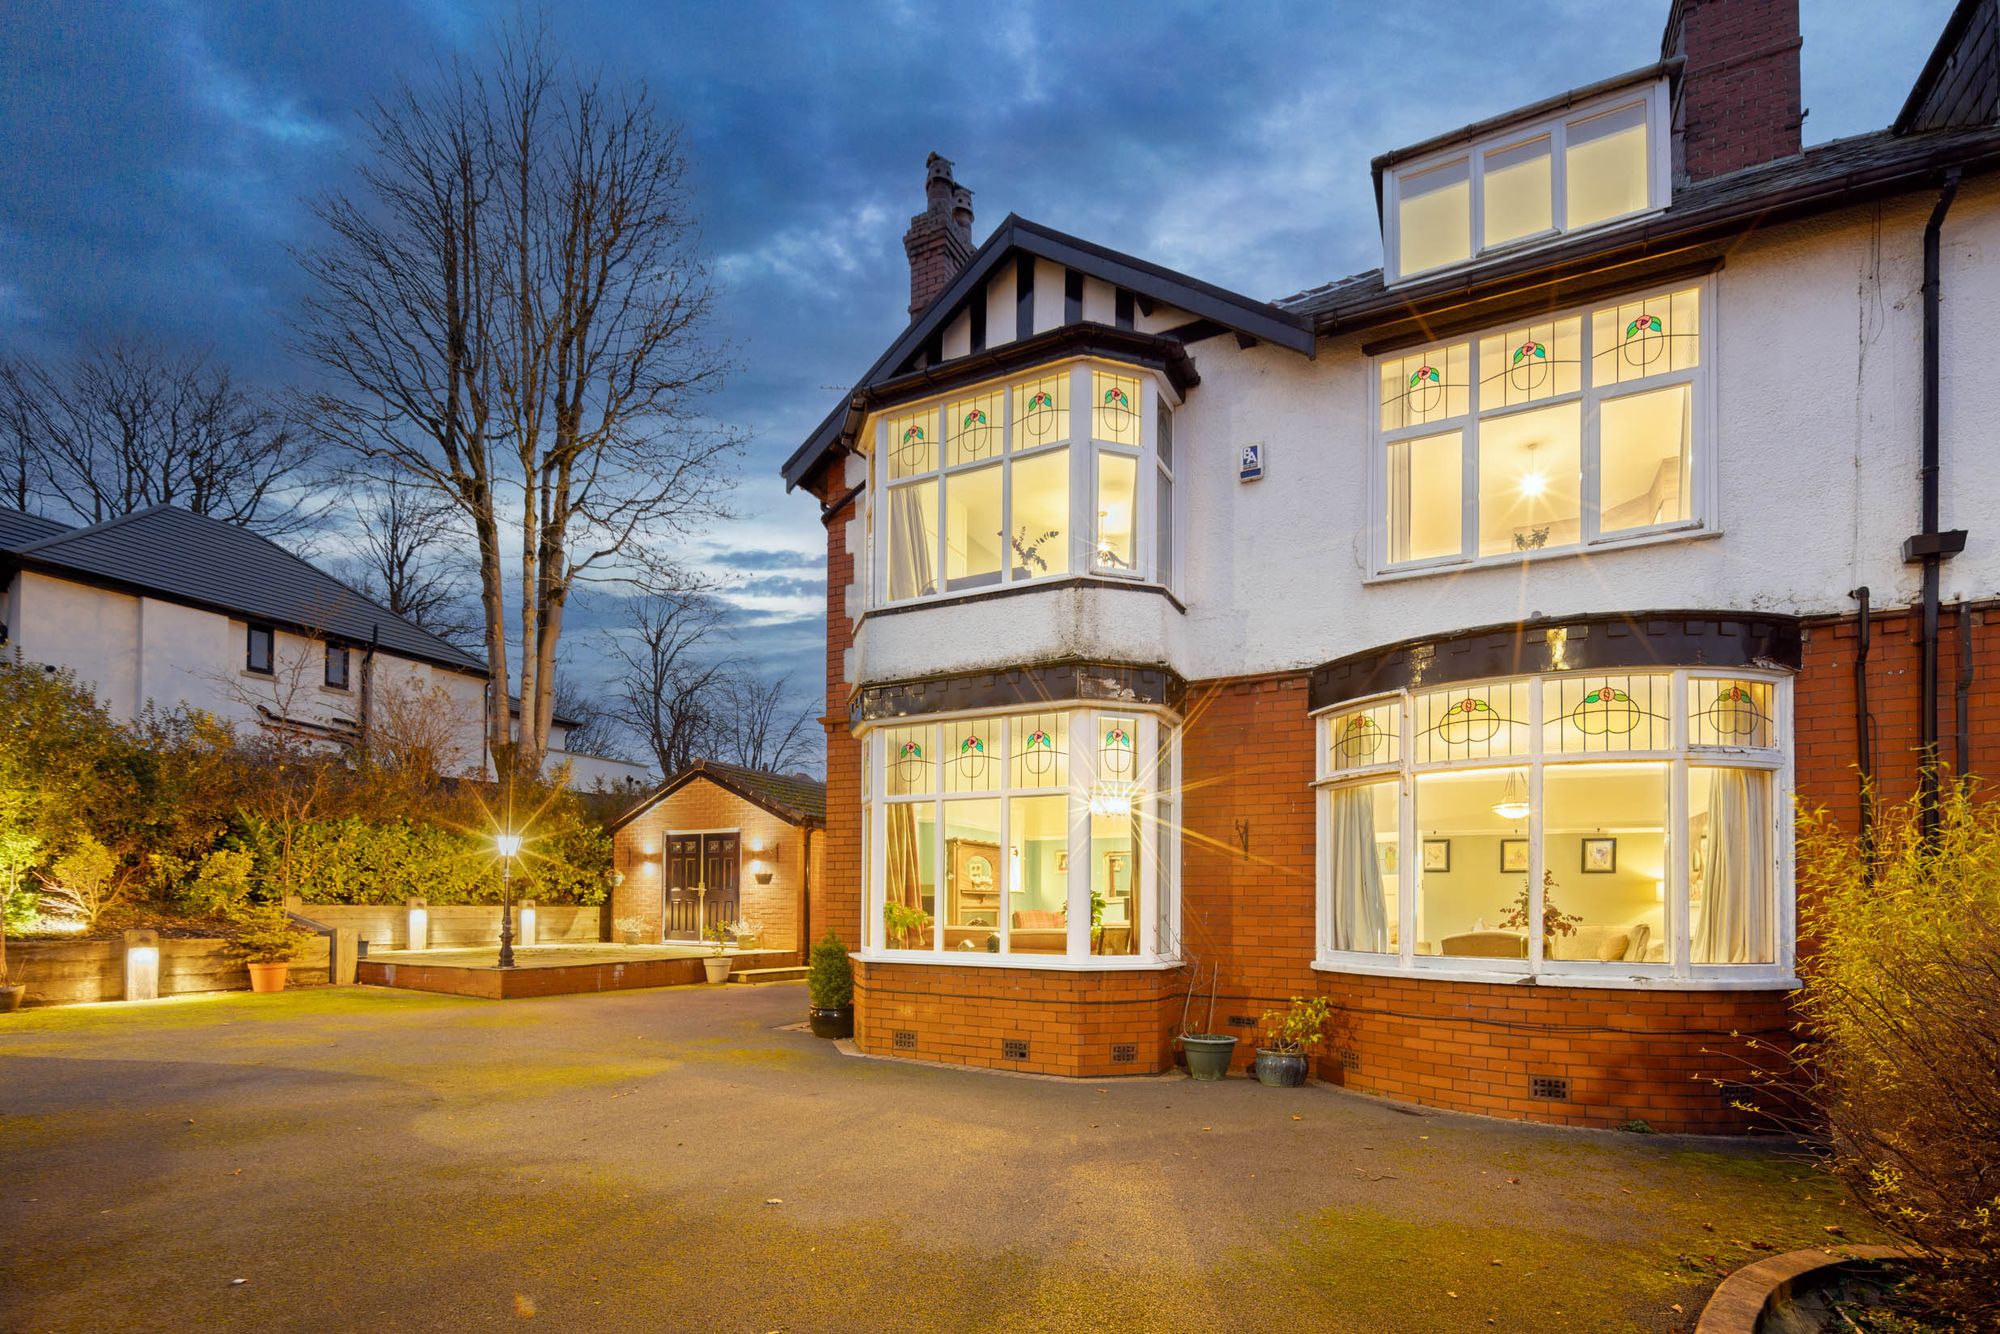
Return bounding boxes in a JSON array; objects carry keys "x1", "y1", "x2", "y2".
[
  {"x1": 1258, "y1": 995, "x2": 1333, "y2": 1055},
  {"x1": 807, "y1": 932, "x2": 853, "y2": 1009},
  {"x1": 1792, "y1": 789, "x2": 2000, "y2": 1327},
  {"x1": 179, "y1": 848, "x2": 256, "y2": 918},
  {"x1": 226, "y1": 910, "x2": 313, "y2": 965}
]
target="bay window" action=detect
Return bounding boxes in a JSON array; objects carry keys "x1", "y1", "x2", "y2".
[
  {"x1": 1376, "y1": 282, "x2": 1707, "y2": 574},
  {"x1": 1314, "y1": 668, "x2": 1791, "y2": 985},
  {"x1": 872, "y1": 360, "x2": 1177, "y2": 606},
  {"x1": 1385, "y1": 80, "x2": 1666, "y2": 282},
  {"x1": 865, "y1": 706, "x2": 1179, "y2": 965}
]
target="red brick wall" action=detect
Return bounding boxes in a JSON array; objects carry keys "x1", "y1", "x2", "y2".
[
  {"x1": 1664, "y1": 0, "x2": 1803, "y2": 182},
  {"x1": 854, "y1": 961, "x2": 1180, "y2": 1077},
  {"x1": 611, "y1": 779, "x2": 809, "y2": 956},
  {"x1": 816, "y1": 480, "x2": 864, "y2": 953}
]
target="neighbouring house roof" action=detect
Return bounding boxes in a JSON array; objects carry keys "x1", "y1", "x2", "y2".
[
  {"x1": 0, "y1": 506, "x2": 71, "y2": 552},
  {"x1": 1279, "y1": 122, "x2": 2000, "y2": 340},
  {"x1": 610, "y1": 758, "x2": 826, "y2": 831},
  {"x1": 4, "y1": 504, "x2": 487, "y2": 676},
  {"x1": 1897, "y1": 0, "x2": 1999, "y2": 133},
  {"x1": 780, "y1": 214, "x2": 1314, "y2": 491}
]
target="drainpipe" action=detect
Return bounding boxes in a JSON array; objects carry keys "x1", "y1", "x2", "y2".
[
  {"x1": 1905, "y1": 170, "x2": 1966, "y2": 843},
  {"x1": 1849, "y1": 587, "x2": 1874, "y2": 861},
  {"x1": 1957, "y1": 600, "x2": 1974, "y2": 785}
]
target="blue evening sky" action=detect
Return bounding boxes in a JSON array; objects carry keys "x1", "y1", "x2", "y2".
[{"x1": 0, "y1": 1, "x2": 1954, "y2": 756}]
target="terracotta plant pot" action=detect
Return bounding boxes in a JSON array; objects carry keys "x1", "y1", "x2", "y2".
[
  {"x1": 1181, "y1": 1033, "x2": 1238, "y2": 1081},
  {"x1": 701, "y1": 955, "x2": 732, "y2": 984},
  {"x1": 246, "y1": 962, "x2": 289, "y2": 994},
  {"x1": 0, "y1": 983, "x2": 24, "y2": 1013},
  {"x1": 1253, "y1": 1049, "x2": 1309, "y2": 1087},
  {"x1": 808, "y1": 1005, "x2": 853, "y2": 1039}
]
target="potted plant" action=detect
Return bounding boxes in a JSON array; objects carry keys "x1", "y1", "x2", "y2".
[
  {"x1": 615, "y1": 915, "x2": 648, "y2": 946},
  {"x1": 729, "y1": 916, "x2": 763, "y2": 950},
  {"x1": 883, "y1": 902, "x2": 932, "y2": 949},
  {"x1": 1254, "y1": 995, "x2": 1332, "y2": 1087},
  {"x1": 228, "y1": 913, "x2": 312, "y2": 994},
  {"x1": 1177, "y1": 959, "x2": 1238, "y2": 1081},
  {"x1": 806, "y1": 931, "x2": 854, "y2": 1038},
  {"x1": 701, "y1": 922, "x2": 732, "y2": 984}
]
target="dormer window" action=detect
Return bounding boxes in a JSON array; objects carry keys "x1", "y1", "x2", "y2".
[{"x1": 1385, "y1": 80, "x2": 1667, "y2": 284}]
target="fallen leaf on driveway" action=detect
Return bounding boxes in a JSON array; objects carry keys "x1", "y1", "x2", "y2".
[
  {"x1": 1290, "y1": 1114, "x2": 1302, "y2": 1121},
  {"x1": 229, "y1": 1279, "x2": 246, "y2": 1286},
  {"x1": 765, "y1": 1198, "x2": 783, "y2": 1205},
  {"x1": 514, "y1": 1294, "x2": 537, "y2": 1318}
]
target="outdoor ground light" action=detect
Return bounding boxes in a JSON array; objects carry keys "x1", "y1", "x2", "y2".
[
  {"x1": 123, "y1": 930, "x2": 159, "y2": 1002},
  {"x1": 496, "y1": 832, "x2": 522, "y2": 968}
]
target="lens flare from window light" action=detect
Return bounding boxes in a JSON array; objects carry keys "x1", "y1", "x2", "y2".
[{"x1": 1519, "y1": 470, "x2": 1547, "y2": 499}]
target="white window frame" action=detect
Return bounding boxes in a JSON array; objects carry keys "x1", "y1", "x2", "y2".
[
  {"x1": 869, "y1": 358, "x2": 1178, "y2": 609},
  {"x1": 1382, "y1": 79, "x2": 1671, "y2": 286},
  {"x1": 859, "y1": 704, "x2": 1181, "y2": 971},
  {"x1": 1369, "y1": 276, "x2": 1717, "y2": 579},
  {"x1": 1311, "y1": 667, "x2": 1796, "y2": 991}
]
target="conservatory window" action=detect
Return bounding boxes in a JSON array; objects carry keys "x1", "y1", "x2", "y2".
[
  {"x1": 1384, "y1": 81, "x2": 1665, "y2": 282},
  {"x1": 871, "y1": 360, "x2": 1175, "y2": 605},
  {"x1": 1316, "y1": 668, "x2": 1791, "y2": 985},
  {"x1": 1375, "y1": 281, "x2": 1707, "y2": 573},
  {"x1": 866, "y1": 707, "x2": 1177, "y2": 965}
]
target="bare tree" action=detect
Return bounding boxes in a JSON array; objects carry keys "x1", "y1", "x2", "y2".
[
  {"x1": 295, "y1": 21, "x2": 738, "y2": 786},
  {"x1": 605, "y1": 583, "x2": 731, "y2": 776},
  {"x1": 340, "y1": 477, "x2": 481, "y2": 649},
  {"x1": 0, "y1": 341, "x2": 318, "y2": 534},
  {"x1": 716, "y1": 673, "x2": 819, "y2": 775},
  {"x1": 551, "y1": 668, "x2": 628, "y2": 761}
]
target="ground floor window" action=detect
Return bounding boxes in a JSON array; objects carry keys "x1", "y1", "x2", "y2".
[
  {"x1": 1315, "y1": 668, "x2": 1790, "y2": 983},
  {"x1": 862, "y1": 706, "x2": 1178, "y2": 965}
]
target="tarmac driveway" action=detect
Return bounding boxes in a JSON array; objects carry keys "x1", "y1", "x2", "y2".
[{"x1": 0, "y1": 984, "x2": 1865, "y2": 1332}]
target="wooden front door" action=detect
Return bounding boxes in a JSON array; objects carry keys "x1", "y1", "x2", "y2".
[{"x1": 664, "y1": 832, "x2": 739, "y2": 940}]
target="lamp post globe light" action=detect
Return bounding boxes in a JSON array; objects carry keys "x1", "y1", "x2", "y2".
[{"x1": 496, "y1": 833, "x2": 523, "y2": 968}]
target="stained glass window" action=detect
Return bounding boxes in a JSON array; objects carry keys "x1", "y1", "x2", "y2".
[
  {"x1": 946, "y1": 389, "x2": 1005, "y2": 466},
  {"x1": 942, "y1": 716, "x2": 1001, "y2": 793},
  {"x1": 885, "y1": 724, "x2": 933, "y2": 796},
  {"x1": 1478, "y1": 317, "x2": 1582, "y2": 410},
  {"x1": 1380, "y1": 342, "x2": 1470, "y2": 430},
  {"x1": 1092, "y1": 371, "x2": 1142, "y2": 446},
  {"x1": 1412, "y1": 681, "x2": 1530, "y2": 764},
  {"x1": 884, "y1": 407, "x2": 936, "y2": 479},
  {"x1": 1688, "y1": 678, "x2": 1776, "y2": 749},
  {"x1": 1009, "y1": 711, "x2": 1069, "y2": 789},
  {"x1": 1098, "y1": 716, "x2": 1138, "y2": 781},
  {"x1": 1013, "y1": 373, "x2": 1069, "y2": 450},
  {"x1": 1591, "y1": 287, "x2": 1699, "y2": 386},
  {"x1": 1543, "y1": 673, "x2": 1673, "y2": 754},
  {"x1": 1328, "y1": 700, "x2": 1401, "y2": 774}
]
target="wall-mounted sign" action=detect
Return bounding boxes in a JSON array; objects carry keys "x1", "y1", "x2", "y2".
[{"x1": 1238, "y1": 442, "x2": 1264, "y2": 482}]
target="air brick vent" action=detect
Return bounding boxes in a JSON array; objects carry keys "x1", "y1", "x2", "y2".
[
  {"x1": 1002, "y1": 1039, "x2": 1029, "y2": 1061},
  {"x1": 1226, "y1": 1014, "x2": 1257, "y2": 1029},
  {"x1": 892, "y1": 1029, "x2": 917, "y2": 1051},
  {"x1": 1529, "y1": 1075, "x2": 1571, "y2": 1102},
  {"x1": 1339, "y1": 1048, "x2": 1361, "y2": 1073},
  {"x1": 1111, "y1": 1043, "x2": 1138, "y2": 1064}
]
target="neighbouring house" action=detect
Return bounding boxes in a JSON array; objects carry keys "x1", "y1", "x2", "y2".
[
  {"x1": 608, "y1": 760, "x2": 825, "y2": 957},
  {"x1": 780, "y1": 0, "x2": 2000, "y2": 1130},
  {"x1": 0, "y1": 502, "x2": 650, "y2": 791}
]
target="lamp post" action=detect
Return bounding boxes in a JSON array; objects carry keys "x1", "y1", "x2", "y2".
[{"x1": 496, "y1": 832, "x2": 522, "y2": 968}]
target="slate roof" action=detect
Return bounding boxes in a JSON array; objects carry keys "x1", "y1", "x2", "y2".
[
  {"x1": 6, "y1": 504, "x2": 486, "y2": 675},
  {"x1": 0, "y1": 507, "x2": 70, "y2": 552},
  {"x1": 611, "y1": 758, "x2": 826, "y2": 830}
]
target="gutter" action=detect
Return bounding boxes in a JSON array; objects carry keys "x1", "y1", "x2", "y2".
[{"x1": 1908, "y1": 169, "x2": 1966, "y2": 841}]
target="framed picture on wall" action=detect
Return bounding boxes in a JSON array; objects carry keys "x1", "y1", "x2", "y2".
[
  {"x1": 1500, "y1": 838, "x2": 1529, "y2": 873},
  {"x1": 1420, "y1": 838, "x2": 1451, "y2": 873},
  {"x1": 1055, "y1": 852, "x2": 1068, "y2": 872},
  {"x1": 1581, "y1": 837, "x2": 1618, "y2": 874},
  {"x1": 1377, "y1": 840, "x2": 1399, "y2": 875}
]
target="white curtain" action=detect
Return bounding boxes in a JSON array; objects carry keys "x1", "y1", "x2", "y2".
[
  {"x1": 1692, "y1": 769, "x2": 1772, "y2": 964},
  {"x1": 891, "y1": 485, "x2": 935, "y2": 600},
  {"x1": 1329, "y1": 787, "x2": 1388, "y2": 952}
]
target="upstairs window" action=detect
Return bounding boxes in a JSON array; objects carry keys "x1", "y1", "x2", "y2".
[
  {"x1": 873, "y1": 359, "x2": 1177, "y2": 607},
  {"x1": 1385, "y1": 81, "x2": 1666, "y2": 283},
  {"x1": 246, "y1": 624, "x2": 274, "y2": 675},
  {"x1": 324, "y1": 643, "x2": 351, "y2": 691},
  {"x1": 1375, "y1": 281, "x2": 1705, "y2": 574}
]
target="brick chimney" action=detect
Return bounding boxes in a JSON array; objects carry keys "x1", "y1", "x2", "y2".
[
  {"x1": 903, "y1": 153, "x2": 975, "y2": 318},
  {"x1": 1661, "y1": 0, "x2": 1804, "y2": 182}
]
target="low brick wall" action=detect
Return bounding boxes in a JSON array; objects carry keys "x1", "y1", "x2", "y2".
[
  {"x1": 854, "y1": 961, "x2": 1183, "y2": 1077},
  {"x1": 8, "y1": 936, "x2": 331, "y2": 1007},
  {"x1": 296, "y1": 903, "x2": 604, "y2": 950}
]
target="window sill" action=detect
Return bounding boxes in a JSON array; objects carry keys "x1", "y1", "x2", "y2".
[
  {"x1": 1368, "y1": 523, "x2": 1718, "y2": 584},
  {"x1": 1311, "y1": 955, "x2": 1796, "y2": 992},
  {"x1": 861, "y1": 574, "x2": 1185, "y2": 622},
  {"x1": 856, "y1": 948, "x2": 1181, "y2": 973}
]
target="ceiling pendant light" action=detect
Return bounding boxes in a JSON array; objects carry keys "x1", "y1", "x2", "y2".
[{"x1": 1491, "y1": 770, "x2": 1531, "y2": 820}]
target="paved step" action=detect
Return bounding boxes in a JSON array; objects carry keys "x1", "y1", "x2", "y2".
[{"x1": 730, "y1": 966, "x2": 807, "y2": 985}]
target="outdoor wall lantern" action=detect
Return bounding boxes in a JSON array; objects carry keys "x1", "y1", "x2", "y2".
[{"x1": 123, "y1": 929, "x2": 159, "y2": 1002}]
